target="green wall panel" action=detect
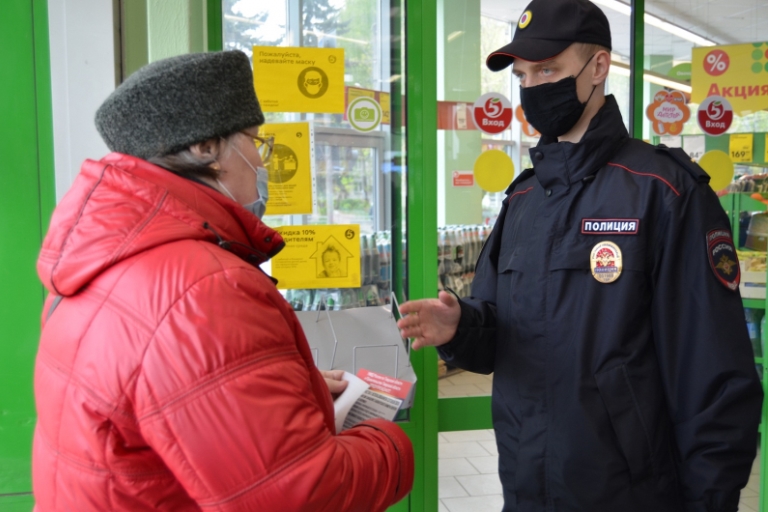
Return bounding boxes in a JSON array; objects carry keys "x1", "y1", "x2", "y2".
[
  {"x1": 0, "y1": 0, "x2": 54, "y2": 498},
  {"x1": 0, "y1": 495, "x2": 35, "y2": 512}
]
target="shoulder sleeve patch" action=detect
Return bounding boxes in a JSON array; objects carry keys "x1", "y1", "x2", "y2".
[
  {"x1": 658, "y1": 145, "x2": 710, "y2": 184},
  {"x1": 707, "y1": 229, "x2": 740, "y2": 291}
]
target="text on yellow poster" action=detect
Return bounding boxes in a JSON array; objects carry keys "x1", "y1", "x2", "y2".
[
  {"x1": 272, "y1": 225, "x2": 361, "y2": 289},
  {"x1": 253, "y1": 46, "x2": 345, "y2": 113},
  {"x1": 729, "y1": 133, "x2": 754, "y2": 163},
  {"x1": 258, "y1": 122, "x2": 315, "y2": 215}
]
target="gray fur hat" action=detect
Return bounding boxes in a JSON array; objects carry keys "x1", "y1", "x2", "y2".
[{"x1": 95, "y1": 51, "x2": 265, "y2": 159}]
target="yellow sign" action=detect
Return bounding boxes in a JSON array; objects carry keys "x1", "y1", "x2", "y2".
[
  {"x1": 272, "y1": 225, "x2": 361, "y2": 289},
  {"x1": 765, "y1": 134, "x2": 768, "y2": 163},
  {"x1": 380, "y1": 93, "x2": 391, "y2": 124},
  {"x1": 346, "y1": 87, "x2": 391, "y2": 125},
  {"x1": 348, "y1": 87, "x2": 375, "y2": 101},
  {"x1": 258, "y1": 122, "x2": 315, "y2": 215},
  {"x1": 692, "y1": 43, "x2": 768, "y2": 115},
  {"x1": 698, "y1": 150, "x2": 735, "y2": 192},
  {"x1": 253, "y1": 46, "x2": 345, "y2": 113},
  {"x1": 473, "y1": 150, "x2": 514, "y2": 193},
  {"x1": 729, "y1": 133, "x2": 754, "y2": 163}
]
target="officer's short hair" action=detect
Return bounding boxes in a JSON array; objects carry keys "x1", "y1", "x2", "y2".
[{"x1": 574, "y1": 42, "x2": 611, "y2": 62}]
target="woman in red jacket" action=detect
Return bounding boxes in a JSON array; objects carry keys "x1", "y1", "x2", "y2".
[{"x1": 33, "y1": 50, "x2": 413, "y2": 512}]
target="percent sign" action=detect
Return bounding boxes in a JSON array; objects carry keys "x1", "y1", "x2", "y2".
[{"x1": 705, "y1": 50, "x2": 729, "y2": 76}]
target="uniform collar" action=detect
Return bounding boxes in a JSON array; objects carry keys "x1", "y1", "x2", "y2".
[{"x1": 529, "y1": 95, "x2": 629, "y2": 195}]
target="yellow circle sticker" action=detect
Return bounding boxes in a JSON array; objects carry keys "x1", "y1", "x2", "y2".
[
  {"x1": 518, "y1": 10, "x2": 532, "y2": 29},
  {"x1": 698, "y1": 150, "x2": 734, "y2": 192},
  {"x1": 473, "y1": 150, "x2": 515, "y2": 193},
  {"x1": 590, "y1": 241, "x2": 623, "y2": 284}
]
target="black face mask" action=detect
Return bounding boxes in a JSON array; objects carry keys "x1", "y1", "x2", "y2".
[{"x1": 519, "y1": 54, "x2": 597, "y2": 138}]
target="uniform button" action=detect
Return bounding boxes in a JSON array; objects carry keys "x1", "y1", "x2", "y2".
[
  {"x1": 534, "y1": 151, "x2": 544, "y2": 161},
  {"x1": 265, "y1": 236, "x2": 272, "y2": 243},
  {"x1": 546, "y1": 189, "x2": 553, "y2": 197}
]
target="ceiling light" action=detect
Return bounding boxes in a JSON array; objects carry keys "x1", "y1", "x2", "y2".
[
  {"x1": 610, "y1": 57, "x2": 692, "y2": 93},
  {"x1": 591, "y1": 0, "x2": 717, "y2": 46}
]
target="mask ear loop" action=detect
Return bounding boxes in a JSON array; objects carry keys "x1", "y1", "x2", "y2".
[{"x1": 575, "y1": 53, "x2": 599, "y2": 107}]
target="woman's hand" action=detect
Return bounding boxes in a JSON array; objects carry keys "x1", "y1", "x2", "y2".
[{"x1": 320, "y1": 369, "x2": 348, "y2": 399}]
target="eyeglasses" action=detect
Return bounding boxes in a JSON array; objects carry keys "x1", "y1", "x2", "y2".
[{"x1": 242, "y1": 132, "x2": 274, "y2": 165}]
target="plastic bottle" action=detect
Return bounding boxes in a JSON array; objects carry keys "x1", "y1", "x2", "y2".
[
  {"x1": 746, "y1": 308, "x2": 763, "y2": 358},
  {"x1": 379, "y1": 232, "x2": 390, "y2": 284},
  {"x1": 370, "y1": 233, "x2": 380, "y2": 285},
  {"x1": 453, "y1": 227, "x2": 463, "y2": 273},
  {"x1": 361, "y1": 234, "x2": 371, "y2": 285}
]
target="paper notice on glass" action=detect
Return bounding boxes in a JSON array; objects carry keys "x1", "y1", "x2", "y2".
[
  {"x1": 333, "y1": 372, "x2": 370, "y2": 433},
  {"x1": 272, "y1": 224, "x2": 361, "y2": 289},
  {"x1": 253, "y1": 46, "x2": 345, "y2": 113},
  {"x1": 659, "y1": 135, "x2": 682, "y2": 148},
  {"x1": 339, "y1": 369, "x2": 414, "y2": 431},
  {"x1": 258, "y1": 122, "x2": 315, "y2": 215},
  {"x1": 683, "y1": 135, "x2": 706, "y2": 162}
]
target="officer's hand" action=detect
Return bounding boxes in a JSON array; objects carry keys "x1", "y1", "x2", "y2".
[{"x1": 397, "y1": 291, "x2": 461, "y2": 350}]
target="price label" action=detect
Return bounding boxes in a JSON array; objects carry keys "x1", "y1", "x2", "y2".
[{"x1": 729, "y1": 133, "x2": 753, "y2": 163}]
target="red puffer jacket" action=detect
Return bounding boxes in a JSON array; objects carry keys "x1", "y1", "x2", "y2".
[{"x1": 33, "y1": 153, "x2": 413, "y2": 511}]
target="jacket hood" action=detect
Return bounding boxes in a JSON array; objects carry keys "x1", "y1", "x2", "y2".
[{"x1": 38, "y1": 153, "x2": 284, "y2": 296}]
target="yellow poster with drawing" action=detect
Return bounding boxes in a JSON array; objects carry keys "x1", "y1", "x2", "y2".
[
  {"x1": 258, "y1": 122, "x2": 315, "y2": 215},
  {"x1": 272, "y1": 225, "x2": 361, "y2": 289},
  {"x1": 253, "y1": 46, "x2": 345, "y2": 113}
]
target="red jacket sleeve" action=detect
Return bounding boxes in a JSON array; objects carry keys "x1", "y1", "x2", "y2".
[{"x1": 134, "y1": 267, "x2": 413, "y2": 512}]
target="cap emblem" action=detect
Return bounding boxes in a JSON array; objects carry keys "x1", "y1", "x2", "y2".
[{"x1": 518, "y1": 10, "x2": 532, "y2": 29}]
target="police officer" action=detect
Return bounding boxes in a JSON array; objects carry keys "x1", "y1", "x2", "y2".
[{"x1": 397, "y1": 0, "x2": 763, "y2": 510}]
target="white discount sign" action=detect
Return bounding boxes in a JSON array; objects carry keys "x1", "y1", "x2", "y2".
[{"x1": 473, "y1": 93, "x2": 512, "y2": 134}]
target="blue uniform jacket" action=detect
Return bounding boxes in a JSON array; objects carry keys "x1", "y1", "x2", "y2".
[{"x1": 439, "y1": 95, "x2": 763, "y2": 512}]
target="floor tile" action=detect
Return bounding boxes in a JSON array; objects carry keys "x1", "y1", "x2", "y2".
[
  {"x1": 475, "y1": 381, "x2": 493, "y2": 394},
  {"x1": 456, "y1": 474, "x2": 504, "y2": 496},
  {"x1": 443, "y1": 372, "x2": 493, "y2": 386},
  {"x1": 741, "y1": 495, "x2": 759, "y2": 511},
  {"x1": 439, "y1": 441, "x2": 493, "y2": 459},
  {"x1": 439, "y1": 384, "x2": 487, "y2": 397},
  {"x1": 441, "y1": 495, "x2": 505, "y2": 512},
  {"x1": 478, "y1": 440, "x2": 499, "y2": 456},
  {"x1": 438, "y1": 501, "x2": 450, "y2": 512},
  {"x1": 741, "y1": 486, "x2": 758, "y2": 498},
  {"x1": 467, "y1": 455, "x2": 498, "y2": 474},
  {"x1": 439, "y1": 476, "x2": 469, "y2": 498},
  {"x1": 739, "y1": 499, "x2": 757, "y2": 512},
  {"x1": 441, "y1": 429, "x2": 496, "y2": 443},
  {"x1": 746, "y1": 474, "x2": 760, "y2": 492},
  {"x1": 440, "y1": 457, "x2": 480, "y2": 477}
]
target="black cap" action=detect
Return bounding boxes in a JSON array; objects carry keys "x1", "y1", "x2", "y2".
[{"x1": 486, "y1": 0, "x2": 612, "y2": 71}]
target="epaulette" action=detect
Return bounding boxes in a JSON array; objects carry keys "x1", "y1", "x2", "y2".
[
  {"x1": 655, "y1": 144, "x2": 710, "y2": 184},
  {"x1": 505, "y1": 168, "x2": 535, "y2": 195}
]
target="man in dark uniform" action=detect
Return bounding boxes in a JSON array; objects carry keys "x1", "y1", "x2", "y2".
[{"x1": 397, "y1": 0, "x2": 763, "y2": 510}]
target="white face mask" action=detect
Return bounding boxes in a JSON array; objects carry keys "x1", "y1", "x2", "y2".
[{"x1": 216, "y1": 140, "x2": 270, "y2": 218}]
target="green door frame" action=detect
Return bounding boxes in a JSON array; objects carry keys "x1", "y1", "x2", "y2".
[{"x1": 0, "y1": 0, "x2": 55, "y2": 510}]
